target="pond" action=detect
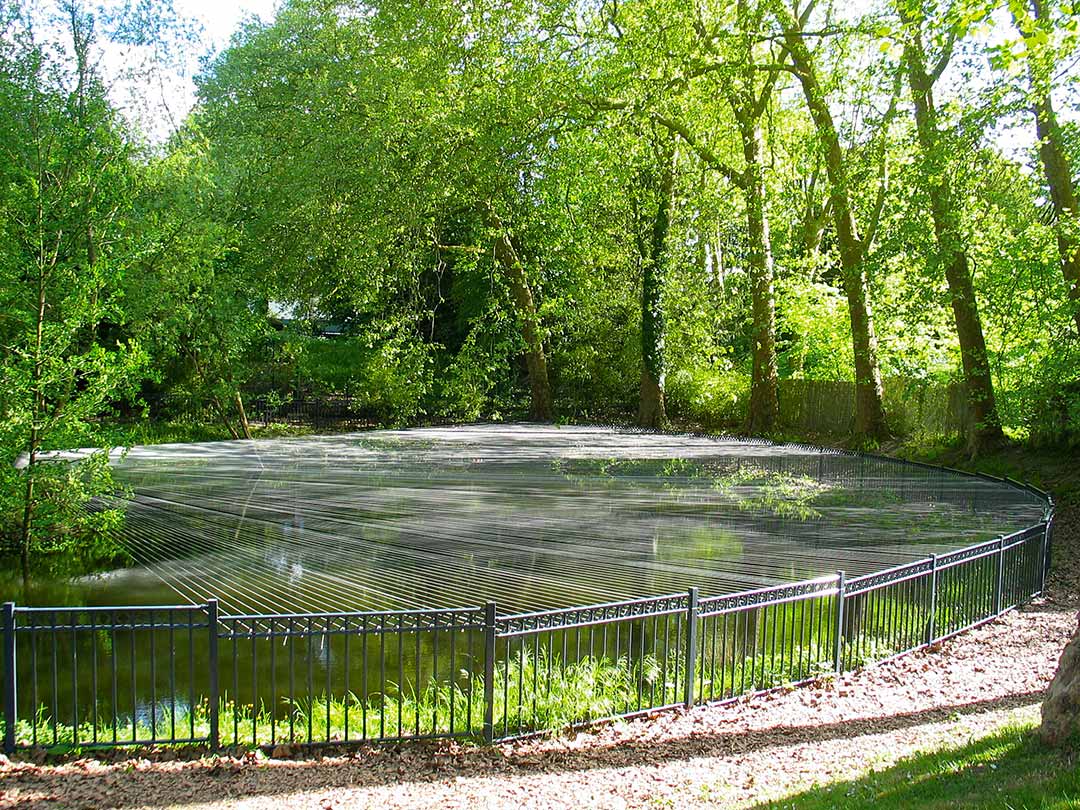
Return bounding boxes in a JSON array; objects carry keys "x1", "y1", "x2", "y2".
[{"x1": 1, "y1": 425, "x2": 1049, "y2": 747}]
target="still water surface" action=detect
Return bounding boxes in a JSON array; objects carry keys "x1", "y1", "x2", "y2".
[{"x1": 8, "y1": 425, "x2": 1047, "y2": 614}]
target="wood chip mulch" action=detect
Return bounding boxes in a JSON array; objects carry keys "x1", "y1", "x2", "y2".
[{"x1": 2, "y1": 505, "x2": 1077, "y2": 810}]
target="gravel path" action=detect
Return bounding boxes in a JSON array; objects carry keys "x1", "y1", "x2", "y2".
[{"x1": 2, "y1": 504, "x2": 1076, "y2": 810}]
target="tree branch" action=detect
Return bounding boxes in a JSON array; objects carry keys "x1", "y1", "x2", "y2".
[
  {"x1": 929, "y1": 28, "x2": 957, "y2": 85},
  {"x1": 798, "y1": 0, "x2": 819, "y2": 29},
  {"x1": 862, "y1": 71, "x2": 903, "y2": 254},
  {"x1": 651, "y1": 114, "x2": 747, "y2": 188}
]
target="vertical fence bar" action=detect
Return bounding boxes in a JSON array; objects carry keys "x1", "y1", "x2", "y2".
[
  {"x1": 207, "y1": 600, "x2": 219, "y2": 750},
  {"x1": 994, "y1": 536, "x2": 1005, "y2": 615},
  {"x1": 684, "y1": 588, "x2": 699, "y2": 708},
  {"x1": 1042, "y1": 519, "x2": 1053, "y2": 594},
  {"x1": 926, "y1": 555, "x2": 938, "y2": 645},
  {"x1": 482, "y1": 602, "x2": 496, "y2": 744},
  {"x1": 833, "y1": 572, "x2": 845, "y2": 675},
  {"x1": 3, "y1": 603, "x2": 15, "y2": 754}
]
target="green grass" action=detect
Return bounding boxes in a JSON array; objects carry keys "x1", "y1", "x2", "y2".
[
  {"x1": 1, "y1": 648, "x2": 679, "y2": 751},
  {"x1": 1, "y1": 636, "x2": 841, "y2": 752},
  {"x1": 755, "y1": 723, "x2": 1080, "y2": 810},
  {"x1": 3, "y1": 606, "x2": 975, "y2": 754}
]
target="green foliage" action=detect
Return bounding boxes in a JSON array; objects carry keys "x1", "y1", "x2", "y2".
[
  {"x1": 0, "y1": 0, "x2": 1077, "y2": 575},
  {"x1": 0, "y1": 2, "x2": 148, "y2": 575},
  {"x1": 775, "y1": 276, "x2": 855, "y2": 381},
  {"x1": 666, "y1": 368, "x2": 751, "y2": 429}
]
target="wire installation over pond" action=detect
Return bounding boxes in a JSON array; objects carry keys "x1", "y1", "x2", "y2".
[
  {"x1": 97, "y1": 425, "x2": 1047, "y2": 615},
  {"x1": 1, "y1": 425, "x2": 1053, "y2": 752}
]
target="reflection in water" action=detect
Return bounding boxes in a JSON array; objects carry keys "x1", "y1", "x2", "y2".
[{"x1": 13, "y1": 425, "x2": 1049, "y2": 614}]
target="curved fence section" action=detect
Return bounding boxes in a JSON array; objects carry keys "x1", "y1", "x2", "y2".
[{"x1": 1, "y1": 516, "x2": 1051, "y2": 752}]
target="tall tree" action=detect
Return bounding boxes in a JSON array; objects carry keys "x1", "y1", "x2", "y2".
[
  {"x1": 896, "y1": 0, "x2": 1004, "y2": 454},
  {"x1": 483, "y1": 203, "x2": 554, "y2": 422},
  {"x1": 581, "y1": 0, "x2": 784, "y2": 434},
  {"x1": 635, "y1": 132, "x2": 678, "y2": 428},
  {"x1": 0, "y1": 1, "x2": 144, "y2": 586},
  {"x1": 717, "y1": 0, "x2": 783, "y2": 435},
  {"x1": 1008, "y1": 0, "x2": 1080, "y2": 334},
  {"x1": 770, "y1": 0, "x2": 892, "y2": 442}
]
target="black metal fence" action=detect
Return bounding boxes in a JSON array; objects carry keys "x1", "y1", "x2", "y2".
[{"x1": 1, "y1": 516, "x2": 1051, "y2": 753}]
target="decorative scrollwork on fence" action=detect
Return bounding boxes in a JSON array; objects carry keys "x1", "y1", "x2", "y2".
[
  {"x1": 220, "y1": 608, "x2": 485, "y2": 640},
  {"x1": 846, "y1": 559, "x2": 934, "y2": 595},
  {"x1": 938, "y1": 541, "x2": 999, "y2": 569},
  {"x1": 698, "y1": 578, "x2": 836, "y2": 616},
  {"x1": 498, "y1": 594, "x2": 688, "y2": 636}
]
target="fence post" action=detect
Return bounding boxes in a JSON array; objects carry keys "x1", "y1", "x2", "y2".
[
  {"x1": 482, "y1": 602, "x2": 497, "y2": 744},
  {"x1": 207, "y1": 599, "x2": 219, "y2": 751},
  {"x1": 1042, "y1": 518, "x2": 1053, "y2": 594},
  {"x1": 3, "y1": 603, "x2": 15, "y2": 755},
  {"x1": 684, "y1": 588, "x2": 699, "y2": 709},
  {"x1": 926, "y1": 554, "x2": 938, "y2": 646},
  {"x1": 833, "y1": 572, "x2": 845, "y2": 675},
  {"x1": 993, "y1": 536, "x2": 1005, "y2": 615}
]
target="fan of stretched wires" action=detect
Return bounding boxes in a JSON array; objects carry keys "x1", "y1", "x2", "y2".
[{"x1": 105, "y1": 424, "x2": 1046, "y2": 616}]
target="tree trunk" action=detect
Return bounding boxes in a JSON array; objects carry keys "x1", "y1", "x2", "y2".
[
  {"x1": 485, "y1": 205, "x2": 554, "y2": 422},
  {"x1": 775, "y1": 2, "x2": 889, "y2": 442},
  {"x1": 1018, "y1": 0, "x2": 1080, "y2": 335},
  {"x1": 638, "y1": 141, "x2": 675, "y2": 429},
  {"x1": 20, "y1": 253, "x2": 49, "y2": 593},
  {"x1": 841, "y1": 264, "x2": 889, "y2": 441},
  {"x1": 235, "y1": 391, "x2": 253, "y2": 440},
  {"x1": 19, "y1": 471, "x2": 34, "y2": 592},
  {"x1": 903, "y1": 24, "x2": 1004, "y2": 455},
  {"x1": 1035, "y1": 95, "x2": 1080, "y2": 334},
  {"x1": 211, "y1": 393, "x2": 241, "y2": 440},
  {"x1": 1033, "y1": 96, "x2": 1080, "y2": 334},
  {"x1": 740, "y1": 118, "x2": 780, "y2": 435},
  {"x1": 1042, "y1": 613, "x2": 1080, "y2": 745}
]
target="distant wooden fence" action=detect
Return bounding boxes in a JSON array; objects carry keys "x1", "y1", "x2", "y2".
[{"x1": 778, "y1": 378, "x2": 969, "y2": 438}]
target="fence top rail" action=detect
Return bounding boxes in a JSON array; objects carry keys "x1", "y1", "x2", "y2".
[
  {"x1": 846, "y1": 556, "x2": 932, "y2": 590},
  {"x1": 12, "y1": 603, "x2": 208, "y2": 615},
  {"x1": 936, "y1": 543, "x2": 1007, "y2": 570},
  {"x1": 697, "y1": 574, "x2": 839, "y2": 613},
  {"x1": 221, "y1": 605, "x2": 484, "y2": 623},
  {"x1": 497, "y1": 591, "x2": 688, "y2": 625},
  {"x1": 498, "y1": 602, "x2": 689, "y2": 637}
]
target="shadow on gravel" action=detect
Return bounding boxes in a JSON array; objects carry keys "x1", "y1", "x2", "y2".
[{"x1": 3, "y1": 690, "x2": 1047, "y2": 810}]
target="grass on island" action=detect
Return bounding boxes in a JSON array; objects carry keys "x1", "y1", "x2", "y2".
[
  {"x1": 894, "y1": 439, "x2": 1080, "y2": 505},
  {"x1": 97, "y1": 418, "x2": 314, "y2": 448},
  {"x1": 755, "y1": 723, "x2": 1080, "y2": 810}
]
